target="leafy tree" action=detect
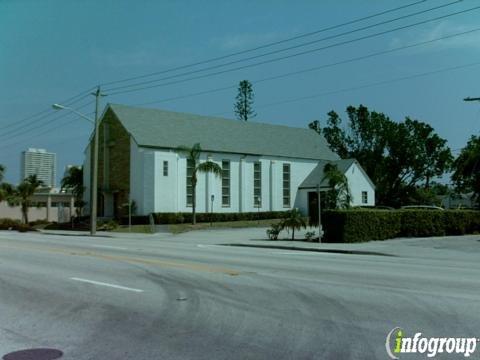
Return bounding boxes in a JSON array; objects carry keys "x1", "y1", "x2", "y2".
[
  {"x1": 308, "y1": 120, "x2": 321, "y2": 134},
  {"x1": 7, "y1": 175, "x2": 44, "y2": 224},
  {"x1": 0, "y1": 164, "x2": 4, "y2": 183},
  {"x1": 178, "y1": 143, "x2": 222, "y2": 224},
  {"x1": 381, "y1": 118, "x2": 453, "y2": 205},
  {"x1": 452, "y1": 135, "x2": 480, "y2": 206},
  {"x1": 280, "y1": 208, "x2": 306, "y2": 241},
  {"x1": 234, "y1": 80, "x2": 256, "y2": 121},
  {"x1": 314, "y1": 105, "x2": 453, "y2": 206},
  {"x1": 61, "y1": 166, "x2": 85, "y2": 216},
  {"x1": 428, "y1": 181, "x2": 451, "y2": 196},
  {"x1": 321, "y1": 163, "x2": 351, "y2": 209}
]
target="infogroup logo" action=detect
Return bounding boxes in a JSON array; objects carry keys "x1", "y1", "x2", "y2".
[{"x1": 385, "y1": 327, "x2": 479, "y2": 359}]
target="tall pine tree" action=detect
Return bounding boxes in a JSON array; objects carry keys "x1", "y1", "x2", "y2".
[{"x1": 234, "y1": 80, "x2": 256, "y2": 121}]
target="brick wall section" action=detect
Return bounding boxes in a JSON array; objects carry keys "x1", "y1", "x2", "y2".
[{"x1": 91, "y1": 108, "x2": 131, "y2": 216}]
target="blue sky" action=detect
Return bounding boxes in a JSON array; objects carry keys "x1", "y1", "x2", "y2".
[{"x1": 1, "y1": 0, "x2": 479, "y2": 185}]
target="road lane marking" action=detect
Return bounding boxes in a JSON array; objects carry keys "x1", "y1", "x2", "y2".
[
  {"x1": 90, "y1": 244, "x2": 128, "y2": 250},
  {"x1": 273, "y1": 251, "x2": 323, "y2": 255},
  {"x1": 0, "y1": 243, "x2": 240, "y2": 276},
  {"x1": 70, "y1": 277, "x2": 144, "y2": 292}
]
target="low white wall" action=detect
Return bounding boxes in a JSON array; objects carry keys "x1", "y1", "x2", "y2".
[{"x1": 0, "y1": 202, "x2": 72, "y2": 222}]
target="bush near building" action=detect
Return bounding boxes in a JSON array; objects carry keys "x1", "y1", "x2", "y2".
[
  {"x1": 120, "y1": 211, "x2": 291, "y2": 225},
  {"x1": 322, "y1": 210, "x2": 480, "y2": 243},
  {"x1": 0, "y1": 218, "x2": 35, "y2": 232}
]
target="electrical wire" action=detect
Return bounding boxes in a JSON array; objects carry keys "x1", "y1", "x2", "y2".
[
  {"x1": 105, "y1": 0, "x2": 461, "y2": 93},
  {"x1": 99, "y1": 0, "x2": 430, "y2": 88},
  {"x1": 129, "y1": 27, "x2": 480, "y2": 107},
  {"x1": 107, "y1": 5, "x2": 480, "y2": 96},
  {"x1": 1, "y1": 87, "x2": 95, "y2": 131},
  {"x1": 0, "y1": 100, "x2": 94, "y2": 140},
  {"x1": 0, "y1": 111, "x2": 95, "y2": 152},
  {"x1": 206, "y1": 61, "x2": 480, "y2": 117}
]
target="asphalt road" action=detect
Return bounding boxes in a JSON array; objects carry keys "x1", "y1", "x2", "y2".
[{"x1": 0, "y1": 229, "x2": 479, "y2": 360}]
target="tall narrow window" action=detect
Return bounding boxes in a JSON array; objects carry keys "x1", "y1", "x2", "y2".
[
  {"x1": 222, "y1": 160, "x2": 230, "y2": 207},
  {"x1": 283, "y1": 163, "x2": 291, "y2": 207},
  {"x1": 254, "y1": 162, "x2": 262, "y2": 207},
  {"x1": 186, "y1": 159, "x2": 194, "y2": 206},
  {"x1": 163, "y1": 161, "x2": 168, "y2": 176},
  {"x1": 362, "y1": 191, "x2": 368, "y2": 204}
]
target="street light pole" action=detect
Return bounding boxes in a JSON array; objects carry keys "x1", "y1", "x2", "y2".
[
  {"x1": 317, "y1": 184, "x2": 322, "y2": 242},
  {"x1": 256, "y1": 195, "x2": 260, "y2": 224},
  {"x1": 90, "y1": 87, "x2": 102, "y2": 236},
  {"x1": 210, "y1": 194, "x2": 214, "y2": 226},
  {"x1": 52, "y1": 86, "x2": 105, "y2": 236}
]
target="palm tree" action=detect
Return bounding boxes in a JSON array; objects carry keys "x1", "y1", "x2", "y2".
[
  {"x1": 61, "y1": 166, "x2": 85, "y2": 216},
  {"x1": 178, "y1": 143, "x2": 222, "y2": 224},
  {"x1": 0, "y1": 183, "x2": 11, "y2": 203},
  {"x1": 322, "y1": 163, "x2": 351, "y2": 209},
  {"x1": 281, "y1": 208, "x2": 307, "y2": 240},
  {"x1": 7, "y1": 175, "x2": 44, "y2": 224}
]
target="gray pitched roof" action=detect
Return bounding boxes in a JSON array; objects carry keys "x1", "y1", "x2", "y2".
[
  {"x1": 299, "y1": 159, "x2": 356, "y2": 189},
  {"x1": 106, "y1": 104, "x2": 339, "y2": 161}
]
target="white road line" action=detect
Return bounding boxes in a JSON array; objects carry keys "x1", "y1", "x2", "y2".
[
  {"x1": 70, "y1": 277, "x2": 144, "y2": 293},
  {"x1": 89, "y1": 244, "x2": 128, "y2": 250},
  {"x1": 273, "y1": 251, "x2": 322, "y2": 255}
]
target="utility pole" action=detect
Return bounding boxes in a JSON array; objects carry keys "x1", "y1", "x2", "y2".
[
  {"x1": 90, "y1": 86, "x2": 106, "y2": 236},
  {"x1": 316, "y1": 184, "x2": 322, "y2": 242}
]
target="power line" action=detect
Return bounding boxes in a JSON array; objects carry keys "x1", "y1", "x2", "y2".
[
  {"x1": 0, "y1": 100, "x2": 94, "y2": 140},
  {"x1": 129, "y1": 27, "x2": 480, "y2": 107},
  {"x1": 254, "y1": 62, "x2": 480, "y2": 112},
  {"x1": 107, "y1": 4, "x2": 480, "y2": 97},
  {"x1": 207, "y1": 61, "x2": 480, "y2": 117},
  {"x1": 0, "y1": 110, "x2": 95, "y2": 152},
  {"x1": 133, "y1": 85, "x2": 237, "y2": 107},
  {"x1": 1, "y1": 87, "x2": 95, "y2": 131},
  {"x1": 99, "y1": 0, "x2": 429, "y2": 88},
  {"x1": 105, "y1": 0, "x2": 461, "y2": 93}
]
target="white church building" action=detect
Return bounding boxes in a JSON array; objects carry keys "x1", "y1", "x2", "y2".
[{"x1": 83, "y1": 104, "x2": 375, "y2": 218}]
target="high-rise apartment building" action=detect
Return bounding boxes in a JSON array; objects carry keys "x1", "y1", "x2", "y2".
[{"x1": 21, "y1": 148, "x2": 56, "y2": 188}]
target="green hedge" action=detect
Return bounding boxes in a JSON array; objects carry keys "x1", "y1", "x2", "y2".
[
  {"x1": 322, "y1": 210, "x2": 480, "y2": 243},
  {"x1": 323, "y1": 210, "x2": 401, "y2": 243},
  {"x1": 149, "y1": 211, "x2": 290, "y2": 225},
  {"x1": 0, "y1": 218, "x2": 35, "y2": 232}
]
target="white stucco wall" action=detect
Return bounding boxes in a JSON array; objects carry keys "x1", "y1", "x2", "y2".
[
  {"x1": 88, "y1": 143, "x2": 376, "y2": 216},
  {"x1": 344, "y1": 162, "x2": 375, "y2": 206},
  {"x1": 129, "y1": 147, "x2": 320, "y2": 215}
]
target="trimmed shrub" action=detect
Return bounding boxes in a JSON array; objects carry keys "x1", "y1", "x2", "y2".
[
  {"x1": 323, "y1": 210, "x2": 401, "y2": 243},
  {"x1": 266, "y1": 223, "x2": 283, "y2": 240},
  {"x1": 399, "y1": 210, "x2": 445, "y2": 237},
  {"x1": 151, "y1": 211, "x2": 289, "y2": 224},
  {"x1": 119, "y1": 215, "x2": 150, "y2": 225},
  {"x1": 443, "y1": 210, "x2": 480, "y2": 235},
  {"x1": 0, "y1": 218, "x2": 22, "y2": 230},
  {"x1": 322, "y1": 209, "x2": 480, "y2": 243},
  {"x1": 304, "y1": 231, "x2": 316, "y2": 242},
  {"x1": 0, "y1": 218, "x2": 36, "y2": 232}
]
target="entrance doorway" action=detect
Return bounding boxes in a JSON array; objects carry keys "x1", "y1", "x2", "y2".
[{"x1": 308, "y1": 191, "x2": 327, "y2": 225}]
